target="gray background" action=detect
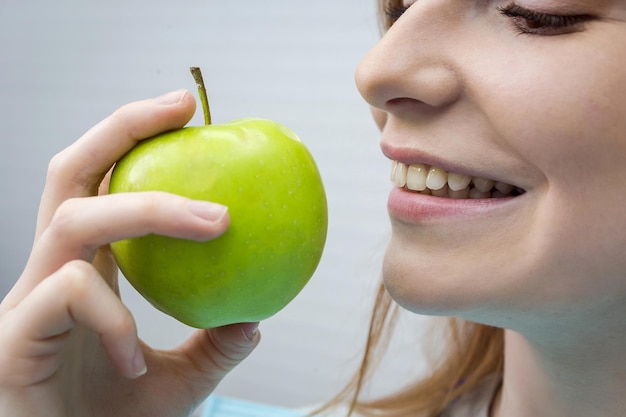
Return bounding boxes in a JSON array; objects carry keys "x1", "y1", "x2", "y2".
[{"x1": 0, "y1": 0, "x2": 429, "y2": 408}]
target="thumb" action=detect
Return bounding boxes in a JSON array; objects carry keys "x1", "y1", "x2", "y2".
[{"x1": 178, "y1": 322, "x2": 260, "y2": 393}]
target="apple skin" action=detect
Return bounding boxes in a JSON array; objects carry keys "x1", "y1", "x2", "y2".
[{"x1": 108, "y1": 118, "x2": 328, "y2": 328}]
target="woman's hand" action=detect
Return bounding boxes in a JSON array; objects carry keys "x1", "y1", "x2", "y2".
[{"x1": 0, "y1": 89, "x2": 260, "y2": 417}]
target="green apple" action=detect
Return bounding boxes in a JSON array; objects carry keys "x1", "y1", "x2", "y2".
[{"x1": 108, "y1": 67, "x2": 327, "y2": 328}]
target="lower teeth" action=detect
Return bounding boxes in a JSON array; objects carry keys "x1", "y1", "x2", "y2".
[{"x1": 404, "y1": 185, "x2": 524, "y2": 199}]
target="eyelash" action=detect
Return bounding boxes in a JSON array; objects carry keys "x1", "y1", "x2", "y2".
[
  {"x1": 498, "y1": 3, "x2": 592, "y2": 36},
  {"x1": 383, "y1": 3, "x2": 409, "y2": 25},
  {"x1": 383, "y1": 2, "x2": 592, "y2": 36}
]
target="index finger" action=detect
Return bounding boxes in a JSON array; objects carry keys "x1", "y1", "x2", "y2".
[{"x1": 35, "y1": 89, "x2": 196, "y2": 239}]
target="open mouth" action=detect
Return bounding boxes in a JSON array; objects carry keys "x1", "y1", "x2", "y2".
[{"x1": 391, "y1": 161, "x2": 525, "y2": 199}]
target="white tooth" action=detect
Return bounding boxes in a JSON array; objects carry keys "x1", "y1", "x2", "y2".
[
  {"x1": 431, "y1": 185, "x2": 449, "y2": 197},
  {"x1": 391, "y1": 161, "x2": 397, "y2": 182},
  {"x1": 426, "y1": 166, "x2": 448, "y2": 190},
  {"x1": 447, "y1": 172, "x2": 472, "y2": 191},
  {"x1": 473, "y1": 177, "x2": 495, "y2": 193},
  {"x1": 393, "y1": 162, "x2": 408, "y2": 187},
  {"x1": 469, "y1": 188, "x2": 491, "y2": 199},
  {"x1": 449, "y1": 187, "x2": 470, "y2": 199},
  {"x1": 406, "y1": 164, "x2": 428, "y2": 191},
  {"x1": 495, "y1": 181, "x2": 514, "y2": 194}
]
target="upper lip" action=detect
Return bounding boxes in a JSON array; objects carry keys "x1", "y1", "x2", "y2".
[{"x1": 381, "y1": 143, "x2": 527, "y2": 190}]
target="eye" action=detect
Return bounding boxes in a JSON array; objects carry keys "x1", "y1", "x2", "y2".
[
  {"x1": 498, "y1": 3, "x2": 593, "y2": 36},
  {"x1": 383, "y1": 2, "x2": 409, "y2": 27}
]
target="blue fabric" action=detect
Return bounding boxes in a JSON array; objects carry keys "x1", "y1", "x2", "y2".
[{"x1": 202, "y1": 396, "x2": 304, "y2": 417}]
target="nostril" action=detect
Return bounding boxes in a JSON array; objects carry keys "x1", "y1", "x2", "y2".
[
  {"x1": 358, "y1": 62, "x2": 463, "y2": 113},
  {"x1": 387, "y1": 97, "x2": 416, "y2": 106}
]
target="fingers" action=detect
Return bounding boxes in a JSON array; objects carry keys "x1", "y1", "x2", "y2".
[
  {"x1": 177, "y1": 323, "x2": 260, "y2": 395},
  {"x1": 36, "y1": 89, "x2": 196, "y2": 239},
  {"x1": 9, "y1": 192, "x2": 229, "y2": 308},
  {"x1": 0, "y1": 260, "x2": 144, "y2": 385}
]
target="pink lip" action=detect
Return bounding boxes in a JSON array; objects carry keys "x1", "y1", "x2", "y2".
[
  {"x1": 381, "y1": 143, "x2": 468, "y2": 176},
  {"x1": 387, "y1": 187, "x2": 520, "y2": 223}
]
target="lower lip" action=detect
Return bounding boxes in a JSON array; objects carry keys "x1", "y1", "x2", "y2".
[{"x1": 387, "y1": 186, "x2": 521, "y2": 223}]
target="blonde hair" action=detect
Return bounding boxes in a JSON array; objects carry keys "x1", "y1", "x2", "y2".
[
  {"x1": 316, "y1": 282, "x2": 503, "y2": 417},
  {"x1": 315, "y1": 1, "x2": 505, "y2": 415}
]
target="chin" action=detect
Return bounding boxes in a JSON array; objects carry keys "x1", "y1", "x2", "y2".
[
  {"x1": 382, "y1": 239, "x2": 474, "y2": 317},
  {"x1": 381, "y1": 231, "x2": 531, "y2": 327}
]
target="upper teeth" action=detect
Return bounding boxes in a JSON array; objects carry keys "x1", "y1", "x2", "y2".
[{"x1": 391, "y1": 161, "x2": 521, "y2": 199}]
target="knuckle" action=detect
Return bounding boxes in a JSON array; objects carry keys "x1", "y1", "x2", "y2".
[
  {"x1": 43, "y1": 259, "x2": 97, "y2": 300},
  {"x1": 204, "y1": 330, "x2": 253, "y2": 372},
  {"x1": 109, "y1": 104, "x2": 143, "y2": 143},
  {"x1": 135, "y1": 192, "x2": 163, "y2": 225},
  {"x1": 138, "y1": 191, "x2": 164, "y2": 211},
  {"x1": 46, "y1": 146, "x2": 98, "y2": 191},
  {"x1": 47, "y1": 198, "x2": 82, "y2": 236},
  {"x1": 46, "y1": 150, "x2": 71, "y2": 183},
  {"x1": 57, "y1": 260, "x2": 96, "y2": 298},
  {"x1": 56, "y1": 260, "x2": 135, "y2": 335},
  {"x1": 111, "y1": 308, "x2": 136, "y2": 337},
  {"x1": 136, "y1": 191, "x2": 182, "y2": 230}
]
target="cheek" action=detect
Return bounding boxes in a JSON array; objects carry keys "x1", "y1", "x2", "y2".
[
  {"x1": 491, "y1": 57, "x2": 626, "y2": 301},
  {"x1": 474, "y1": 29, "x2": 626, "y2": 183},
  {"x1": 502, "y1": 66, "x2": 626, "y2": 223},
  {"x1": 476, "y1": 32, "x2": 626, "y2": 224}
]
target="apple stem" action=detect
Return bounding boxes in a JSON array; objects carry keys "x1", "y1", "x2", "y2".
[{"x1": 190, "y1": 67, "x2": 212, "y2": 125}]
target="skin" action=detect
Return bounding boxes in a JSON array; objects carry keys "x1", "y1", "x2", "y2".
[
  {"x1": 356, "y1": 0, "x2": 626, "y2": 416},
  {"x1": 0, "y1": 89, "x2": 260, "y2": 417},
  {"x1": 3, "y1": 2, "x2": 626, "y2": 416}
]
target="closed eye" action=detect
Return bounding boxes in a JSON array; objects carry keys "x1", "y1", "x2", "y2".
[
  {"x1": 383, "y1": 2, "x2": 409, "y2": 27},
  {"x1": 498, "y1": 3, "x2": 593, "y2": 36}
]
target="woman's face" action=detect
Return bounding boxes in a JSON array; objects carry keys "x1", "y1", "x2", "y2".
[{"x1": 356, "y1": 0, "x2": 626, "y2": 332}]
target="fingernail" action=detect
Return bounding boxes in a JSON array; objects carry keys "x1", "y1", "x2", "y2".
[
  {"x1": 188, "y1": 200, "x2": 228, "y2": 222},
  {"x1": 241, "y1": 322, "x2": 259, "y2": 342},
  {"x1": 132, "y1": 346, "x2": 147, "y2": 378},
  {"x1": 154, "y1": 89, "x2": 187, "y2": 105}
]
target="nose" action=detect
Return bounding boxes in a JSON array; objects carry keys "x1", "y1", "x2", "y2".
[{"x1": 355, "y1": 2, "x2": 463, "y2": 116}]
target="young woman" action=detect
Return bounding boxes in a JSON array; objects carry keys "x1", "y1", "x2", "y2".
[
  {"x1": 331, "y1": 1, "x2": 626, "y2": 416},
  {"x1": 1, "y1": 0, "x2": 625, "y2": 416}
]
